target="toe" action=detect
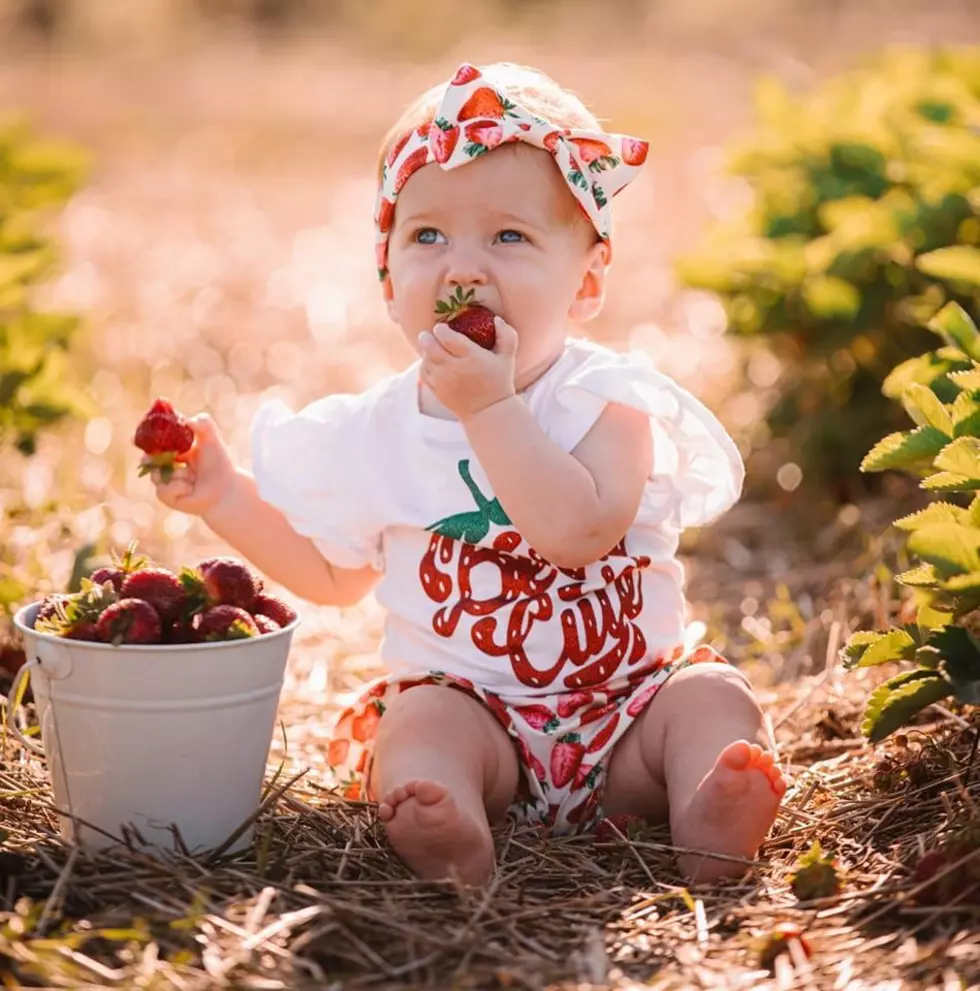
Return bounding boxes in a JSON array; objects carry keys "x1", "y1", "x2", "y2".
[
  {"x1": 378, "y1": 801, "x2": 395, "y2": 822},
  {"x1": 393, "y1": 783, "x2": 415, "y2": 803},
  {"x1": 413, "y1": 780, "x2": 448, "y2": 806},
  {"x1": 756, "y1": 750, "x2": 774, "y2": 770},
  {"x1": 720, "y1": 740, "x2": 752, "y2": 770}
]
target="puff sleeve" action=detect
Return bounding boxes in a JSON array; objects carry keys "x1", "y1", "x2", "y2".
[
  {"x1": 548, "y1": 349, "x2": 744, "y2": 530},
  {"x1": 250, "y1": 391, "x2": 384, "y2": 572}
]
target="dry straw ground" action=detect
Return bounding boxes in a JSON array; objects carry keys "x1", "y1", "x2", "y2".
[{"x1": 3, "y1": 8, "x2": 980, "y2": 988}]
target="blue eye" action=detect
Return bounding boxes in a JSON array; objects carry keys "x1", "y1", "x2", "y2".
[
  {"x1": 497, "y1": 229, "x2": 526, "y2": 243},
  {"x1": 415, "y1": 228, "x2": 443, "y2": 245}
]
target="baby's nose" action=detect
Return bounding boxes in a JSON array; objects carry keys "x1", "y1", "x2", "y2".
[{"x1": 444, "y1": 249, "x2": 489, "y2": 287}]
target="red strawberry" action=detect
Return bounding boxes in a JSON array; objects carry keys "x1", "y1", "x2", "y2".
[
  {"x1": 182, "y1": 557, "x2": 260, "y2": 613},
  {"x1": 252, "y1": 592, "x2": 297, "y2": 628},
  {"x1": 516, "y1": 703, "x2": 559, "y2": 732},
  {"x1": 434, "y1": 286, "x2": 497, "y2": 350},
  {"x1": 572, "y1": 762, "x2": 598, "y2": 791},
  {"x1": 253, "y1": 615, "x2": 281, "y2": 635},
  {"x1": 96, "y1": 599, "x2": 162, "y2": 646},
  {"x1": 580, "y1": 701, "x2": 617, "y2": 725},
  {"x1": 458, "y1": 87, "x2": 513, "y2": 121},
  {"x1": 451, "y1": 64, "x2": 482, "y2": 86},
  {"x1": 376, "y1": 197, "x2": 395, "y2": 234},
  {"x1": 352, "y1": 702, "x2": 382, "y2": 743},
  {"x1": 89, "y1": 567, "x2": 125, "y2": 593},
  {"x1": 464, "y1": 121, "x2": 503, "y2": 153},
  {"x1": 543, "y1": 129, "x2": 570, "y2": 153},
  {"x1": 134, "y1": 398, "x2": 194, "y2": 483},
  {"x1": 197, "y1": 605, "x2": 258, "y2": 641},
  {"x1": 327, "y1": 738, "x2": 350, "y2": 765},
  {"x1": 569, "y1": 137, "x2": 613, "y2": 163},
  {"x1": 64, "y1": 621, "x2": 100, "y2": 642},
  {"x1": 164, "y1": 617, "x2": 201, "y2": 644},
  {"x1": 385, "y1": 131, "x2": 411, "y2": 170},
  {"x1": 430, "y1": 119, "x2": 460, "y2": 163},
  {"x1": 627, "y1": 682, "x2": 662, "y2": 718},
  {"x1": 120, "y1": 568, "x2": 186, "y2": 623},
  {"x1": 394, "y1": 147, "x2": 429, "y2": 193},
  {"x1": 557, "y1": 691, "x2": 593, "y2": 720},
  {"x1": 550, "y1": 733, "x2": 586, "y2": 789},
  {"x1": 621, "y1": 137, "x2": 649, "y2": 166},
  {"x1": 586, "y1": 711, "x2": 621, "y2": 754}
]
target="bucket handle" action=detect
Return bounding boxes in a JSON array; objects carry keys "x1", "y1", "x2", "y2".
[{"x1": 5, "y1": 658, "x2": 44, "y2": 756}]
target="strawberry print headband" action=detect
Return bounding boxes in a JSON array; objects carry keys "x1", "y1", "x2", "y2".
[{"x1": 374, "y1": 63, "x2": 649, "y2": 279}]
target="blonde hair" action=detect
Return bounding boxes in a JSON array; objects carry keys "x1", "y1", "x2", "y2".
[{"x1": 376, "y1": 62, "x2": 604, "y2": 179}]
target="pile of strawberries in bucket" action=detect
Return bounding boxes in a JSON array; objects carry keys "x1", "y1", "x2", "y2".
[{"x1": 34, "y1": 546, "x2": 296, "y2": 646}]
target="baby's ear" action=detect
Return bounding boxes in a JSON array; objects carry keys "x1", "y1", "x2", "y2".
[{"x1": 569, "y1": 241, "x2": 609, "y2": 324}]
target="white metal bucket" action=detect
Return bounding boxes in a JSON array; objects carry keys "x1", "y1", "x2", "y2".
[{"x1": 9, "y1": 601, "x2": 299, "y2": 856}]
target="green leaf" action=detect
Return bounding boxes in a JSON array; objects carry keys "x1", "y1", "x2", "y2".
[
  {"x1": 896, "y1": 563, "x2": 941, "y2": 587},
  {"x1": 908, "y1": 523, "x2": 980, "y2": 576},
  {"x1": 861, "y1": 670, "x2": 952, "y2": 743},
  {"x1": 928, "y1": 625, "x2": 980, "y2": 682},
  {"x1": 934, "y1": 437, "x2": 980, "y2": 479},
  {"x1": 951, "y1": 392, "x2": 980, "y2": 438},
  {"x1": 928, "y1": 302, "x2": 980, "y2": 362},
  {"x1": 901, "y1": 383, "x2": 953, "y2": 435},
  {"x1": 893, "y1": 502, "x2": 965, "y2": 532},
  {"x1": 860, "y1": 426, "x2": 951, "y2": 473},
  {"x1": 948, "y1": 367, "x2": 980, "y2": 393},
  {"x1": 922, "y1": 471, "x2": 980, "y2": 492},
  {"x1": 940, "y1": 571, "x2": 980, "y2": 594},
  {"x1": 801, "y1": 275, "x2": 861, "y2": 320},
  {"x1": 917, "y1": 246, "x2": 980, "y2": 292},
  {"x1": 884, "y1": 353, "x2": 971, "y2": 400},
  {"x1": 841, "y1": 628, "x2": 917, "y2": 669}
]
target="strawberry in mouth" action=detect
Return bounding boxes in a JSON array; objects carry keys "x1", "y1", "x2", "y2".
[{"x1": 435, "y1": 287, "x2": 497, "y2": 350}]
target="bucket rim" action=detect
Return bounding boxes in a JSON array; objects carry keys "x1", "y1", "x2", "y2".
[{"x1": 13, "y1": 600, "x2": 301, "y2": 652}]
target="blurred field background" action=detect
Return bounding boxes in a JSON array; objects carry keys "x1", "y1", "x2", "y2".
[
  {"x1": 3, "y1": 3, "x2": 980, "y2": 988},
  {"x1": 3, "y1": 0, "x2": 980, "y2": 694}
]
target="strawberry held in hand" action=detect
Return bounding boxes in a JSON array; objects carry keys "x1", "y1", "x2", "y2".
[
  {"x1": 134, "y1": 398, "x2": 194, "y2": 483},
  {"x1": 435, "y1": 287, "x2": 497, "y2": 350}
]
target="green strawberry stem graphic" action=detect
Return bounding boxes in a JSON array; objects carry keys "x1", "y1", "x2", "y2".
[{"x1": 426, "y1": 459, "x2": 510, "y2": 542}]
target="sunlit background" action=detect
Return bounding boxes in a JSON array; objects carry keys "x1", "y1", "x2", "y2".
[{"x1": 2, "y1": 0, "x2": 980, "y2": 693}]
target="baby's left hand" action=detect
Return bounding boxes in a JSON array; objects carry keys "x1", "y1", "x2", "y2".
[{"x1": 419, "y1": 316, "x2": 518, "y2": 421}]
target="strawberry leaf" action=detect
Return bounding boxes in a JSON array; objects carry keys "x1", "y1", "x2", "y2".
[
  {"x1": 928, "y1": 302, "x2": 980, "y2": 361},
  {"x1": 917, "y1": 248, "x2": 980, "y2": 294},
  {"x1": 921, "y1": 471, "x2": 980, "y2": 492},
  {"x1": 896, "y1": 562, "x2": 941, "y2": 587},
  {"x1": 893, "y1": 502, "x2": 966, "y2": 531},
  {"x1": 861, "y1": 669, "x2": 952, "y2": 743},
  {"x1": 900, "y1": 383, "x2": 953, "y2": 435},
  {"x1": 948, "y1": 367, "x2": 980, "y2": 393},
  {"x1": 841, "y1": 628, "x2": 918, "y2": 669},
  {"x1": 927, "y1": 625, "x2": 980, "y2": 684},
  {"x1": 860, "y1": 426, "x2": 950, "y2": 473},
  {"x1": 907, "y1": 523, "x2": 980, "y2": 576},
  {"x1": 934, "y1": 437, "x2": 980, "y2": 480}
]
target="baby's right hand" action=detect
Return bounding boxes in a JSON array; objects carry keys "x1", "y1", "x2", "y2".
[{"x1": 144, "y1": 413, "x2": 238, "y2": 519}]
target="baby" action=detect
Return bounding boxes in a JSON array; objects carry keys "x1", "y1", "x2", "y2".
[{"x1": 148, "y1": 61, "x2": 786, "y2": 886}]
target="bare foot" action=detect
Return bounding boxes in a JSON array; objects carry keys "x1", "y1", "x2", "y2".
[
  {"x1": 378, "y1": 779, "x2": 495, "y2": 886},
  {"x1": 671, "y1": 740, "x2": 786, "y2": 883}
]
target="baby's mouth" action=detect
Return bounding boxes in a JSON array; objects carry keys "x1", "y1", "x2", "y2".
[{"x1": 433, "y1": 288, "x2": 497, "y2": 351}]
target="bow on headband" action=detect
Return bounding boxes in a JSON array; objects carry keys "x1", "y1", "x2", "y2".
[{"x1": 374, "y1": 63, "x2": 649, "y2": 279}]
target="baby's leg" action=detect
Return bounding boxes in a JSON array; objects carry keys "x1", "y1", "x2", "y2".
[
  {"x1": 370, "y1": 685, "x2": 519, "y2": 885},
  {"x1": 604, "y1": 662, "x2": 785, "y2": 882}
]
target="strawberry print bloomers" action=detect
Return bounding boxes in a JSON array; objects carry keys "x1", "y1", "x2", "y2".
[{"x1": 327, "y1": 644, "x2": 725, "y2": 833}]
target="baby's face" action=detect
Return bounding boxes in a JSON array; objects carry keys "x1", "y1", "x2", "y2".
[{"x1": 383, "y1": 145, "x2": 607, "y2": 380}]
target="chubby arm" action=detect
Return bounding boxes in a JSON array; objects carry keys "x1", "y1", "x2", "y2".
[
  {"x1": 203, "y1": 469, "x2": 381, "y2": 607},
  {"x1": 462, "y1": 397, "x2": 651, "y2": 568}
]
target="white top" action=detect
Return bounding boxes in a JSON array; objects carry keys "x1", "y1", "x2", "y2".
[{"x1": 250, "y1": 339, "x2": 744, "y2": 696}]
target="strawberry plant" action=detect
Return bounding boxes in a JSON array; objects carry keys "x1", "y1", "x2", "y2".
[
  {"x1": 677, "y1": 47, "x2": 980, "y2": 492},
  {"x1": 0, "y1": 117, "x2": 92, "y2": 457},
  {"x1": 844, "y1": 302, "x2": 980, "y2": 743}
]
